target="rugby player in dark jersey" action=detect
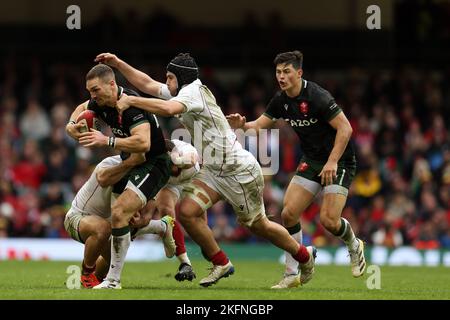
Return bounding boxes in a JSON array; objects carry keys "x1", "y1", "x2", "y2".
[
  {"x1": 227, "y1": 51, "x2": 366, "y2": 289},
  {"x1": 66, "y1": 64, "x2": 171, "y2": 289}
]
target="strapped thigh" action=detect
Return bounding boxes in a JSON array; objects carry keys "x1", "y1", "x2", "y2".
[
  {"x1": 323, "y1": 184, "x2": 349, "y2": 197},
  {"x1": 182, "y1": 182, "x2": 213, "y2": 211},
  {"x1": 290, "y1": 175, "x2": 322, "y2": 196}
]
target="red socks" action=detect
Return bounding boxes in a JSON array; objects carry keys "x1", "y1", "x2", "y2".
[
  {"x1": 211, "y1": 250, "x2": 229, "y2": 266},
  {"x1": 293, "y1": 245, "x2": 310, "y2": 264},
  {"x1": 173, "y1": 220, "x2": 186, "y2": 256}
]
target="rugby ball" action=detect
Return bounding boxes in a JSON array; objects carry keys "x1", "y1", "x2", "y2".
[{"x1": 76, "y1": 110, "x2": 99, "y2": 133}]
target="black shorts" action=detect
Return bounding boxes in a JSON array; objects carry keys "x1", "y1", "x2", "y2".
[
  {"x1": 113, "y1": 153, "x2": 171, "y2": 204},
  {"x1": 295, "y1": 156, "x2": 356, "y2": 190}
]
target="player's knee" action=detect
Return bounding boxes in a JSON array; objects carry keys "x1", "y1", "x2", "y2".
[
  {"x1": 177, "y1": 202, "x2": 190, "y2": 223},
  {"x1": 281, "y1": 207, "x2": 298, "y2": 226},
  {"x1": 320, "y1": 212, "x2": 340, "y2": 233},
  {"x1": 94, "y1": 222, "x2": 111, "y2": 242},
  {"x1": 111, "y1": 200, "x2": 123, "y2": 215},
  {"x1": 111, "y1": 202, "x2": 128, "y2": 225},
  {"x1": 178, "y1": 212, "x2": 194, "y2": 228},
  {"x1": 178, "y1": 200, "x2": 200, "y2": 224}
]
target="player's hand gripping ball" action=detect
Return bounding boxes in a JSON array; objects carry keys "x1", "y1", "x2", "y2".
[{"x1": 76, "y1": 110, "x2": 100, "y2": 133}]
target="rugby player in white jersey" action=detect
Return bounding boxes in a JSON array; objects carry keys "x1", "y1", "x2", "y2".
[
  {"x1": 95, "y1": 52, "x2": 317, "y2": 287},
  {"x1": 64, "y1": 153, "x2": 176, "y2": 288}
]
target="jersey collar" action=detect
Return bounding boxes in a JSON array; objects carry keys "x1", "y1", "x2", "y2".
[
  {"x1": 294, "y1": 79, "x2": 309, "y2": 101},
  {"x1": 117, "y1": 85, "x2": 124, "y2": 99},
  {"x1": 283, "y1": 79, "x2": 308, "y2": 101},
  {"x1": 298, "y1": 79, "x2": 307, "y2": 98}
]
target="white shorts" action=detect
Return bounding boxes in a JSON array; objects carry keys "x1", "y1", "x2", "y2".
[
  {"x1": 64, "y1": 208, "x2": 86, "y2": 243},
  {"x1": 184, "y1": 163, "x2": 266, "y2": 227},
  {"x1": 64, "y1": 195, "x2": 116, "y2": 243}
]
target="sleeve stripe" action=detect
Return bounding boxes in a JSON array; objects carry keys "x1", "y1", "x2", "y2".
[
  {"x1": 263, "y1": 112, "x2": 278, "y2": 121},
  {"x1": 326, "y1": 108, "x2": 342, "y2": 121}
]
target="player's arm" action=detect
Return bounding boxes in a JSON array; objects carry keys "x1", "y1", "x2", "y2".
[
  {"x1": 115, "y1": 122, "x2": 151, "y2": 152},
  {"x1": 96, "y1": 153, "x2": 146, "y2": 187},
  {"x1": 318, "y1": 112, "x2": 353, "y2": 185},
  {"x1": 226, "y1": 113, "x2": 275, "y2": 135},
  {"x1": 117, "y1": 94, "x2": 184, "y2": 117},
  {"x1": 227, "y1": 93, "x2": 281, "y2": 134},
  {"x1": 95, "y1": 53, "x2": 164, "y2": 97},
  {"x1": 326, "y1": 112, "x2": 353, "y2": 162},
  {"x1": 66, "y1": 100, "x2": 89, "y2": 140},
  {"x1": 79, "y1": 122, "x2": 151, "y2": 153}
]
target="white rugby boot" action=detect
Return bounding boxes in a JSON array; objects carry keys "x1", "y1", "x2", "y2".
[
  {"x1": 93, "y1": 278, "x2": 122, "y2": 290},
  {"x1": 199, "y1": 261, "x2": 234, "y2": 287},
  {"x1": 271, "y1": 274, "x2": 301, "y2": 289},
  {"x1": 349, "y1": 238, "x2": 366, "y2": 277},
  {"x1": 161, "y1": 216, "x2": 176, "y2": 258},
  {"x1": 299, "y1": 246, "x2": 317, "y2": 285}
]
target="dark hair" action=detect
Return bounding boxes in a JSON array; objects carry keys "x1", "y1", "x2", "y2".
[
  {"x1": 166, "y1": 53, "x2": 199, "y2": 93},
  {"x1": 86, "y1": 64, "x2": 115, "y2": 82},
  {"x1": 273, "y1": 50, "x2": 303, "y2": 69}
]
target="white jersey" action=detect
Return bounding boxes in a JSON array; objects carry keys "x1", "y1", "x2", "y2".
[
  {"x1": 70, "y1": 155, "x2": 121, "y2": 219},
  {"x1": 162, "y1": 80, "x2": 255, "y2": 176},
  {"x1": 168, "y1": 139, "x2": 200, "y2": 185}
]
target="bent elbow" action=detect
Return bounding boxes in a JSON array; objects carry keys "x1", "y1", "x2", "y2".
[
  {"x1": 165, "y1": 107, "x2": 177, "y2": 117},
  {"x1": 165, "y1": 102, "x2": 183, "y2": 117},
  {"x1": 140, "y1": 139, "x2": 151, "y2": 152},
  {"x1": 347, "y1": 126, "x2": 353, "y2": 137},
  {"x1": 340, "y1": 123, "x2": 353, "y2": 138}
]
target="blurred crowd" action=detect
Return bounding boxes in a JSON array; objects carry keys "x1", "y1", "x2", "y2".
[{"x1": 0, "y1": 53, "x2": 448, "y2": 250}]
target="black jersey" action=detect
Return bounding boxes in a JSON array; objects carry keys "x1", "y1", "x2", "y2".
[
  {"x1": 87, "y1": 86, "x2": 167, "y2": 160},
  {"x1": 264, "y1": 79, "x2": 355, "y2": 162}
]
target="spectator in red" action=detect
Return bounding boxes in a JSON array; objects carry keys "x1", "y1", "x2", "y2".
[{"x1": 11, "y1": 139, "x2": 47, "y2": 190}]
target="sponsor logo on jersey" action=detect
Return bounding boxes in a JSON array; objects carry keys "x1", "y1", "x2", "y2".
[
  {"x1": 298, "y1": 162, "x2": 309, "y2": 172},
  {"x1": 284, "y1": 118, "x2": 318, "y2": 127},
  {"x1": 329, "y1": 103, "x2": 338, "y2": 110},
  {"x1": 284, "y1": 104, "x2": 289, "y2": 110},
  {"x1": 133, "y1": 114, "x2": 144, "y2": 122},
  {"x1": 299, "y1": 101, "x2": 309, "y2": 115},
  {"x1": 111, "y1": 127, "x2": 128, "y2": 137}
]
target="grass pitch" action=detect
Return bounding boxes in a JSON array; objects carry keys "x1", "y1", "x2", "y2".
[{"x1": 0, "y1": 260, "x2": 449, "y2": 300}]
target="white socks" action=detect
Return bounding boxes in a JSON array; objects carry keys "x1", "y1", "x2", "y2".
[
  {"x1": 177, "y1": 252, "x2": 191, "y2": 265},
  {"x1": 337, "y1": 218, "x2": 359, "y2": 252},
  {"x1": 106, "y1": 230, "x2": 131, "y2": 282},
  {"x1": 134, "y1": 220, "x2": 166, "y2": 238}
]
